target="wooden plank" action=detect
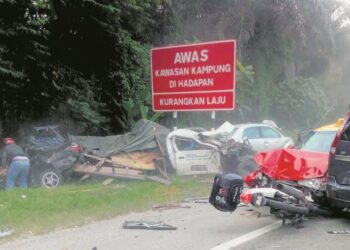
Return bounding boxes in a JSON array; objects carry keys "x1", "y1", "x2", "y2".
[
  {"x1": 79, "y1": 174, "x2": 91, "y2": 181},
  {"x1": 83, "y1": 152, "x2": 156, "y2": 171},
  {"x1": 73, "y1": 164, "x2": 145, "y2": 180},
  {"x1": 102, "y1": 178, "x2": 115, "y2": 185},
  {"x1": 155, "y1": 133, "x2": 166, "y2": 157},
  {"x1": 154, "y1": 133, "x2": 168, "y2": 178},
  {"x1": 74, "y1": 166, "x2": 145, "y2": 180},
  {"x1": 83, "y1": 153, "x2": 113, "y2": 164},
  {"x1": 79, "y1": 157, "x2": 106, "y2": 181},
  {"x1": 111, "y1": 151, "x2": 159, "y2": 171},
  {"x1": 154, "y1": 158, "x2": 168, "y2": 179},
  {"x1": 74, "y1": 164, "x2": 142, "y2": 176},
  {"x1": 95, "y1": 158, "x2": 106, "y2": 171},
  {"x1": 86, "y1": 171, "x2": 145, "y2": 180},
  {"x1": 146, "y1": 175, "x2": 172, "y2": 185}
]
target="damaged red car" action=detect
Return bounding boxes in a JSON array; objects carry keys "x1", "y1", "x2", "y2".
[{"x1": 210, "y1": 117, "x2": 347, "y2": 224}]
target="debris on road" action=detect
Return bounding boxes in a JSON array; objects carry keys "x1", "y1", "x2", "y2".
[
  {"x1": 122, "y1": 221, "x2": 177, "y2": 230},
  {"x1": 328, "y1": 230, "x2": 350, "y2": 234},
  {"x1": 0, "y1": 228, "x2": 14, "y2": 239},
  {"x1": 71, "y1": 120, "x2": 171, "y2": 185},
  {"x1": 152, "y1": 203, "x2": 191, "y2": 210},
  {"x1": 182, "y1": 197, "x2": 209, "y2": 203}
]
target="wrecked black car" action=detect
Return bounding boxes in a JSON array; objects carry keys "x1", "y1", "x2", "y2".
[{"x1": 23, "y1": 126, "x2": 81, "y2": 188}]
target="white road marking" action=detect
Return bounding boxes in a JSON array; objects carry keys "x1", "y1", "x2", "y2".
[{"x1": 210, "y1": 221, "x2": 282, "y2": 250}]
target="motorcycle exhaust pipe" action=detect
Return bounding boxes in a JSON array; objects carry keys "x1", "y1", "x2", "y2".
[
  {"x1": 275, "y1": 182, "x2": 305, "y2": 201},
  {"x1": 265, "y1": 198, "x2": 309, "y2": 214}
]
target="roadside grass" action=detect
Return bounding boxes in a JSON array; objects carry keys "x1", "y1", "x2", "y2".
[{"x1": 0, "y1": 175, "x2": 213, "y2": 237}]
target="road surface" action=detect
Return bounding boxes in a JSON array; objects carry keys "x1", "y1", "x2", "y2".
[{"x1": 0, "y1": 201, "x2": 350, "y2": 250}]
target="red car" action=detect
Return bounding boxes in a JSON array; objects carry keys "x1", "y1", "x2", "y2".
[{"x1": 245, "y1": 119, "x2": 345, "y2": 190}]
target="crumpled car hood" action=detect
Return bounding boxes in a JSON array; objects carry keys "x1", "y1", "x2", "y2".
[{"x1": 245, "y1": 148, "x2": 329, "y2": 184}]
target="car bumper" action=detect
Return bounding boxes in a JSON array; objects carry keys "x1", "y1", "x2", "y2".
[{"x1": 327, "y1": 177, "x2": 350, "y2": 208}]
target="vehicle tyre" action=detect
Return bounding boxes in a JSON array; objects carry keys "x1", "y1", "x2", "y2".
[{"x1": 38, "y1": 168, "x2": 63, "y2": 189}]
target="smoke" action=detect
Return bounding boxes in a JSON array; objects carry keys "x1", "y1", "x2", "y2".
[{"x1": 160, "y1": 0, "x2": 350, "y2": 130}]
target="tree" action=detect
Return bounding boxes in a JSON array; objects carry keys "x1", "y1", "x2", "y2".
[
  {"x1": 167, "y1": 0, "x2": 340, "y2": 129},
  {"x1": 0, "y1": 0, "x2": 50, "y2": 134},
  {"x1": 48, "y1": 0, "x2": 175, "y2": 133}
]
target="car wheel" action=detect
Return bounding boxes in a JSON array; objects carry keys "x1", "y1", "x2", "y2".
[{"x1": 39, "y1": 168, "x2": 63, "y2": 189}]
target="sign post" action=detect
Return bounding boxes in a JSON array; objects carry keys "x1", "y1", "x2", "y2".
[
  {"x1": 172, "y1": 111, "x2": 177, "y2": 131},
  {"x1": 151, "y1": 40, "x2": 236, "y2": 130},
  {"x1": 211, "y1": 111, "x2": 216, "y2": 131}
]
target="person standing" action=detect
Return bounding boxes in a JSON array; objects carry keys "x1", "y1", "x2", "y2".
[{"x1": 2, "y1": 137, "x2": 30, "y2": 190}]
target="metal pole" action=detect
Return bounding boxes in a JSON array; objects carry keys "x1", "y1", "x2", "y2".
[
  {"x1": 173, "y1": 112, "x2": 178, "y2": 131},
  {"x1": 211, "y1": 111, "x2": 216, "y2": 131}
]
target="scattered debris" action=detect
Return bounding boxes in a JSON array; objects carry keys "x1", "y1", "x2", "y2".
[
  {"x1": 146, "y1": 176, "x2": 171, "y2": 185},
  {"x1": 111, "y1": 151, "x2": 161, "y2": 171},
  {"x1": 182, "y1": 197, "x2": 209, "y2": 203},
  {"x1": 71, "y1": 120, "x2": 171, "y2": 186},
  {"x1": 102, "y1": 178, "x2": 114, "y2": 185},
  {"x1": 0, "y1": 228, "x2": 14, "y2": 239},
  {"x1": 0, "y1": 168, "x2": 6, "y2": 177},
  {"x1": 122, "y1": 221, "x2": 177, "y2": 230},
  {"x1": 152, "y1": 203, "x2": 191, "y2": 210},
  {"x1": 328, "y1": 230, "x2": 350, "y2": 234},
  {"x1": 74, "y1": 155, "x2": 145, "y2": 181}
]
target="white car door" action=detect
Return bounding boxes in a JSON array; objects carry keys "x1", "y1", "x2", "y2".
[
  {"x1": 173, "y1": 137, "x2": 220, "y2": 175},
  {"x1": 259, "y1": 126, "x2": 285, "y2": 150},
  {"x1": 242, "y1": 126, "x2": 265, "y2": 152}
]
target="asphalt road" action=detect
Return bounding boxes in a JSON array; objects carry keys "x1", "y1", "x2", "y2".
[{"x1": 1, "y1": 201, "x2": 350, "y2": 250}]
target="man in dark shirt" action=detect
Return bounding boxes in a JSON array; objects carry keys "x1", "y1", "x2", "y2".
[{"x1": 2, "y1": 137, "x2": 30, "y2": 190}]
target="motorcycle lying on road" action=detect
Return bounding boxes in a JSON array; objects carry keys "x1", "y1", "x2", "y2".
[{"x1": 210, "y1": 148, "x2": 333, "y2": 226}]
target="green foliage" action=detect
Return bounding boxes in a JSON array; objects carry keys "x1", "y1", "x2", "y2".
[
  {"x1": 167, "y1": 0, "x2": 341, "y2": 130},
  {"x1": 0, "y1": 0, "x2": 176, "y2": 135},
  {"x1": 0, "y1": 0, "x2": 348, "y2": 135},
  {"x1": 272, "y1": 77, "x2": 329, "y2": 129},
  {"x1": 0, "y1": 0, "x2": 51, "y2": 134},
  {"x1": 47, "y1": 0, "x2": 174, "y2": 133}
]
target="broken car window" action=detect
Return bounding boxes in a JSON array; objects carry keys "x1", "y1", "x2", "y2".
[
  {"x1": 174, "y1": 138, "x2": 210, "y2": 151},
  {"x1": 243, "y1": 127, "x2": 261, "y2": 139},
  {"x1": 260, "y1": 127, "x2": 281, "y2": 139}
]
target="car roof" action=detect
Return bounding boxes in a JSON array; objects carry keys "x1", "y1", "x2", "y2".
[
  {"x1": 314, "y1": 118, "x2": 344, "y2": 132},
  {"x1": 234, "y1": 123, "x2": 277, "y2": 129}
]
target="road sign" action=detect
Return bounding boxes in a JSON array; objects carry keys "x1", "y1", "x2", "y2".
[{"x1": 151, "y1": 40, "x2": 236, "y2": 112}]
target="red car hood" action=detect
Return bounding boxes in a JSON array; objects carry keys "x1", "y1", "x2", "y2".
[{"x1": 245, "y1": 148, "x2": 329, "y2": 185}]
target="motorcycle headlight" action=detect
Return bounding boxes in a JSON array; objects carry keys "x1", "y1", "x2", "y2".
[{"x1": 298, "y1": 179, "x2": 326, "y2": 191}]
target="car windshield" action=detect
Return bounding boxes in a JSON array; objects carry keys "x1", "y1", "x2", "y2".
[
  {"x1": 298, "y1": 131, "x2": 337, "y2": 152},
  {"x1": 29, "y1": 126, "x2": 66, "y2": 149}
]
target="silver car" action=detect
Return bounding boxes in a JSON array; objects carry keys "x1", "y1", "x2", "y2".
[{"x1": 228, "y1": 121, "x2": 294, "y2": 152}]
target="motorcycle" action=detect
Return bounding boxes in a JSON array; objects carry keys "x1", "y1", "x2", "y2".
[{"x1": 209, "y1": 148, "x2": 332, "y2": 226}]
